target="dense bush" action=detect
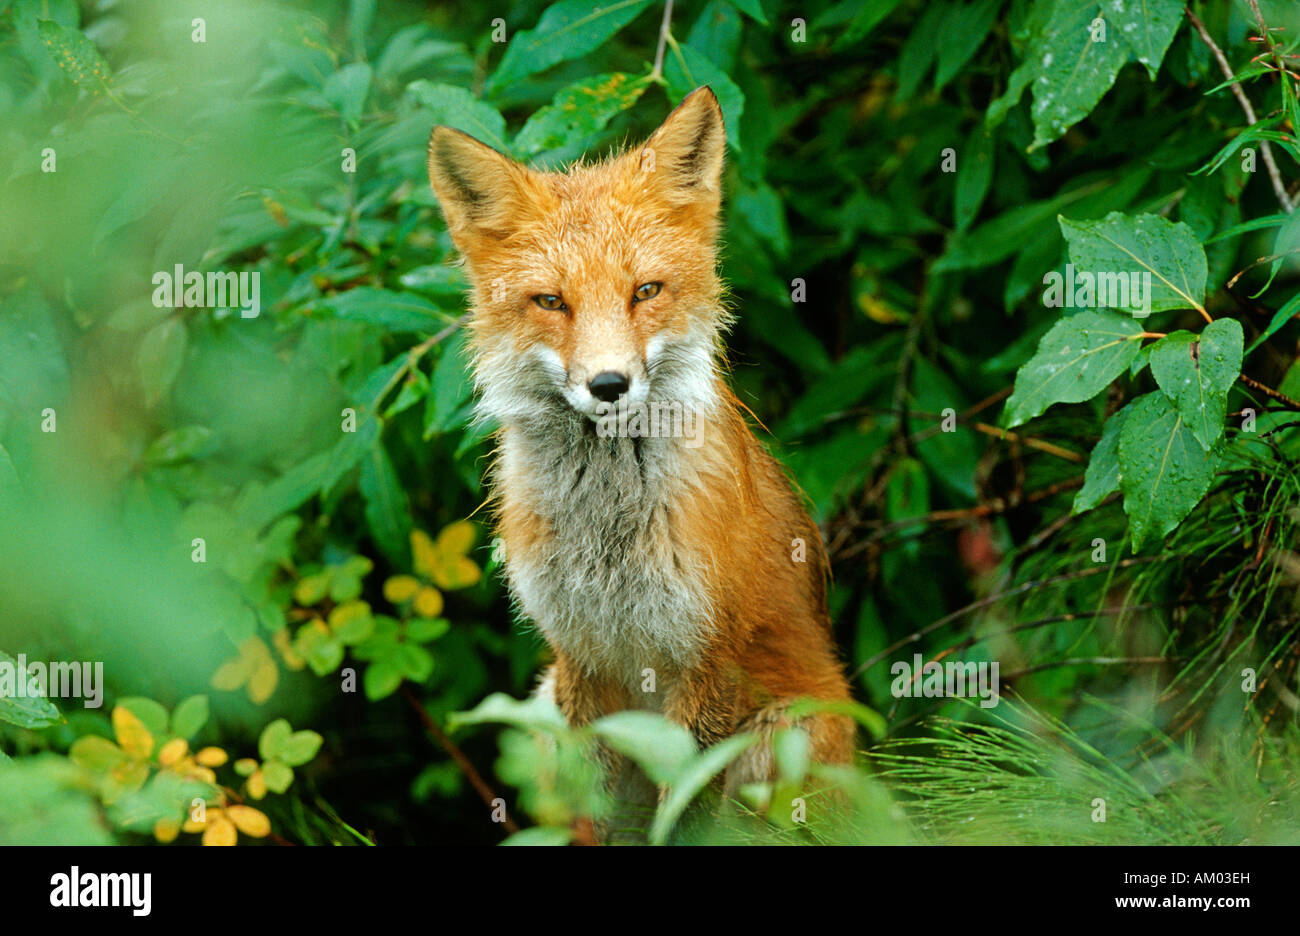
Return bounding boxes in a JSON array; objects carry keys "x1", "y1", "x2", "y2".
[{"x1": 2, "y1": 0, "x2": 1300, "y2": 845}]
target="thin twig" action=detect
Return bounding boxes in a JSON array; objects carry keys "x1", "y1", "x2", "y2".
[
  {"x1": 1185, "y1": 5, "x2": 1294, "y2": 213},
  {"x1": 401, "y1": 684, "x2": 521, "y2": 835},
  {"x1": 650, "y1": 0, "x2": 674, "y2": 82},
  {"x1": 1241, "y1": 373, "x2": 1300, "y2": 410}
]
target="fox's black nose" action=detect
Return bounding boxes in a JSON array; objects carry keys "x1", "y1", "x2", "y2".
[{"x1": 589, "y1": 371, "x2": 629, "y2": 403}]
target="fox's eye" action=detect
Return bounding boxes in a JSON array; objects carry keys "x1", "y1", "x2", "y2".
[
  {"x1": 533, "y1": 294, "x2": 567, "y2": 312},
  {"x1": 632, "y1": 282, "x2": 661, "y2": 303}
]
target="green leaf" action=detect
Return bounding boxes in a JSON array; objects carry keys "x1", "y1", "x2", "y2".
[
  {"x1": 117, "y1": 697, "x2": 169, "y2": 739},
  {"x1": 37, "y1": 19, "x2": 113, "y2": 94},
  {"x1": 1247, "y1": 291, "x2": 1300, "y2": 354},
  {"x1": 1109, "y1": 0, "x2": 1183, "y2": 79},
  {"x1": 278, "y1": 729, "x2": 324, "y2": 767},
  {"x1": 136, "y1": 318, "x2": 187, "y2": 407},
  {"x1": 0, "y1": 651, "x2": 62, "y2": 729},
  {"x1": 513, "y1": 72, "x2": 648, "y2": 158},
  {"x1": 259, "y1": 719, "x2": 292, "y2": 761},
  {"x1": 650, "y1": 733, "x2": 758, "y2": 845},
  {"x1": 1073, "y1": 402, "x2": 1132, "y2": 514},
  {"x1": 408, "y1": 81, "x2": 509, "y2": 152},
  {"x1": 448, "y1": 691, "x2": 569, "y2": 734},
  {"x1": 424, "y1": 331, "x2": 475, "y2": 438},
  {"x1": 954, "y1": 123, "x2": 995, "y2": 233},
  {"x1": 1118, "y1": 391, "x2": 1218, "y2": 550},
  {"x1": 170, "y1": 695, "x2": 209, "y2": 740},
  {"x1": 723, "y1": 0, "x2": 768, "y2": 26},
  {"x1": 1059, "y1": 212, "x2": 1208, "y2": 318},
  {"x1": 487, "y1": 0, "x2": 654, "y2": 94},
  {"x1": 987, "y1": 2, "x2": 1130, "y2": 148},
  {"x1": 934, "y1": 0, "x2": 1000, "y2": 91},
  {"x1": 1005, "y1": 311, "x2": 1143, "y2": 427},
  {"x1": 143, "y1": 426, "x2": 213, "y2": 466},
  {"x1": 315, "y1": 288, "x2": 453, "y2": 333},
  {"x1": 322, "y1": 62, "x2": 372, "y2": 124},
  {"x1": 360, "y1": 444, "x2": 412, "y2": 566},
  {"x1": 663, "y1": 42, "x2": 745, "y2": 151},
  {"x1": 69, "y1": 736, "x2": 126, "y2": 770},
  {"x1": 364, "y1": 659, "x2": 403, "y2": 700},
  {"x1": 1148, "y1": 319, "x2": 1243, "y2": 450},
  {"x1": 261, "y1": 759, "x2": 294, "y2": 793},
  {"x1": 590, "y1": 712, "x2": 699, "y2": 785}
]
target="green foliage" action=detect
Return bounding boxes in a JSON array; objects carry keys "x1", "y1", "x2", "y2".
[{"x1": 2, "y1": 0, "x2": 1300, "y2": 846}]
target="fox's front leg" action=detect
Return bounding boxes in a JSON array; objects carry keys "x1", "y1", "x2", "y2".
[{"x1": 537, "y1": 658, "x2": 654, "y2": 841}]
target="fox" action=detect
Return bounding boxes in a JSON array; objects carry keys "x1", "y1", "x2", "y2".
[{"x1": 426, "y1": 86, "x2": 855, "y2": 833}]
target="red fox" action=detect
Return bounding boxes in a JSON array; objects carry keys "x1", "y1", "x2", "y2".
[{"x1": 426, "y1": 86, "x2": 855, "y2": 820}]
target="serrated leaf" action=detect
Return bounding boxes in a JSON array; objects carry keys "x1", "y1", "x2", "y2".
[
  {"x1": 1005, "y1": 311, "x2": 1143, "y2": 427},
  {"x1": 1060, "y1": 212, "x2": 1208, "y2": 318},
  {"x1": 487, "y1": 0, "x2": 654, "y2": 94},
  {"x1": 1148, "y1": 318, "x2": 1242, "y2": 450},
  {"x1": 1118, "y1": 391, "x2": 1218, "y2": 550}
]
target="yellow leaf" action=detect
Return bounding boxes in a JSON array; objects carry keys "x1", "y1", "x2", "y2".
[
  {"x1": 243, "y1": 635, "x2": 274, "y2": 666},
  {"x1": 248, "y1": 659, "x2": 278, "y2": 704},
  {"x1": 247, "y1": 769, "x2": 267, "y2": 800},
  {"x1": 158, "y1": 738, "x2": 188, "y2": 766},
  {"x1": 328, "y1": 599, "x2": 370, "y2": 630},
  {"x1": 433, "y1": 555, "x2": 481, "y2": 591},
  {"x1": 410, "y1": 529, "x2": 439, "y2": 580},
  {"x1": 182, "y1": 814, "x2": 206, "y2": 834},
  {"x1": 195, "y1": 746, "x2": 228, "y2": 767},
  {"x1": 413, "y1": 586, "x2": 444, "y2": 619},
  {"x1": 112, "y1": 707, "x2": 155, "y2": 760},
  {"x1": 436, "y1": 520, "x2": 476, "y2": 556},
  {"x1": 273, "y1": 628, "x2": 305, "y2": 671},
  {"x1": 202, "y1": 814, "x2": 237, "y2": 846},
  {"x1": 383, "y1": 574, "x2": 421, "y2": 603},
  {"x1": 153, "y1": 817, "x2": 181, "y2": 843},
  {"x1": 226, "y1": 804, "x2": 271, "y2": 838},
  {"x1": 211, "y1": 656, "x2": 252, "y2": 691}
]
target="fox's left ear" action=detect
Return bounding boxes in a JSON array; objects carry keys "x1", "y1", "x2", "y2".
[{"x1": 639, "y1": 86, "x2": 725, "y2": 208}]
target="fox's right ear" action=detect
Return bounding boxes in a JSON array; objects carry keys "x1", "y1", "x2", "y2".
[{"x1": 427, "y1": 127, "x2": 535, "y2": 245}]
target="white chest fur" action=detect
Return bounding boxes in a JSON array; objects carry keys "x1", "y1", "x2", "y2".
[{"x1": 498, "y1": 422, "x2": 713, "y2": 689}]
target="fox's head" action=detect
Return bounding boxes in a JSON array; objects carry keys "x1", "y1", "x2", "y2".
[{"x1": 427, "y1": 86, "x2": 728, "y2": 428}]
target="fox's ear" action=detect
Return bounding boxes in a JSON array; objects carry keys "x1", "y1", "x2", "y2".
[
  {"x1": 639, "y1": 86, "x2": 725, "y2": 207},
  {"x1": 427, "y1": 127, "x2": 535, "y2": 245}
]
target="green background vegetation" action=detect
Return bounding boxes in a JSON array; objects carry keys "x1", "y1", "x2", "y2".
[{"x1": 2, "y1": 0, "x2": 1300, "y2": 845}]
